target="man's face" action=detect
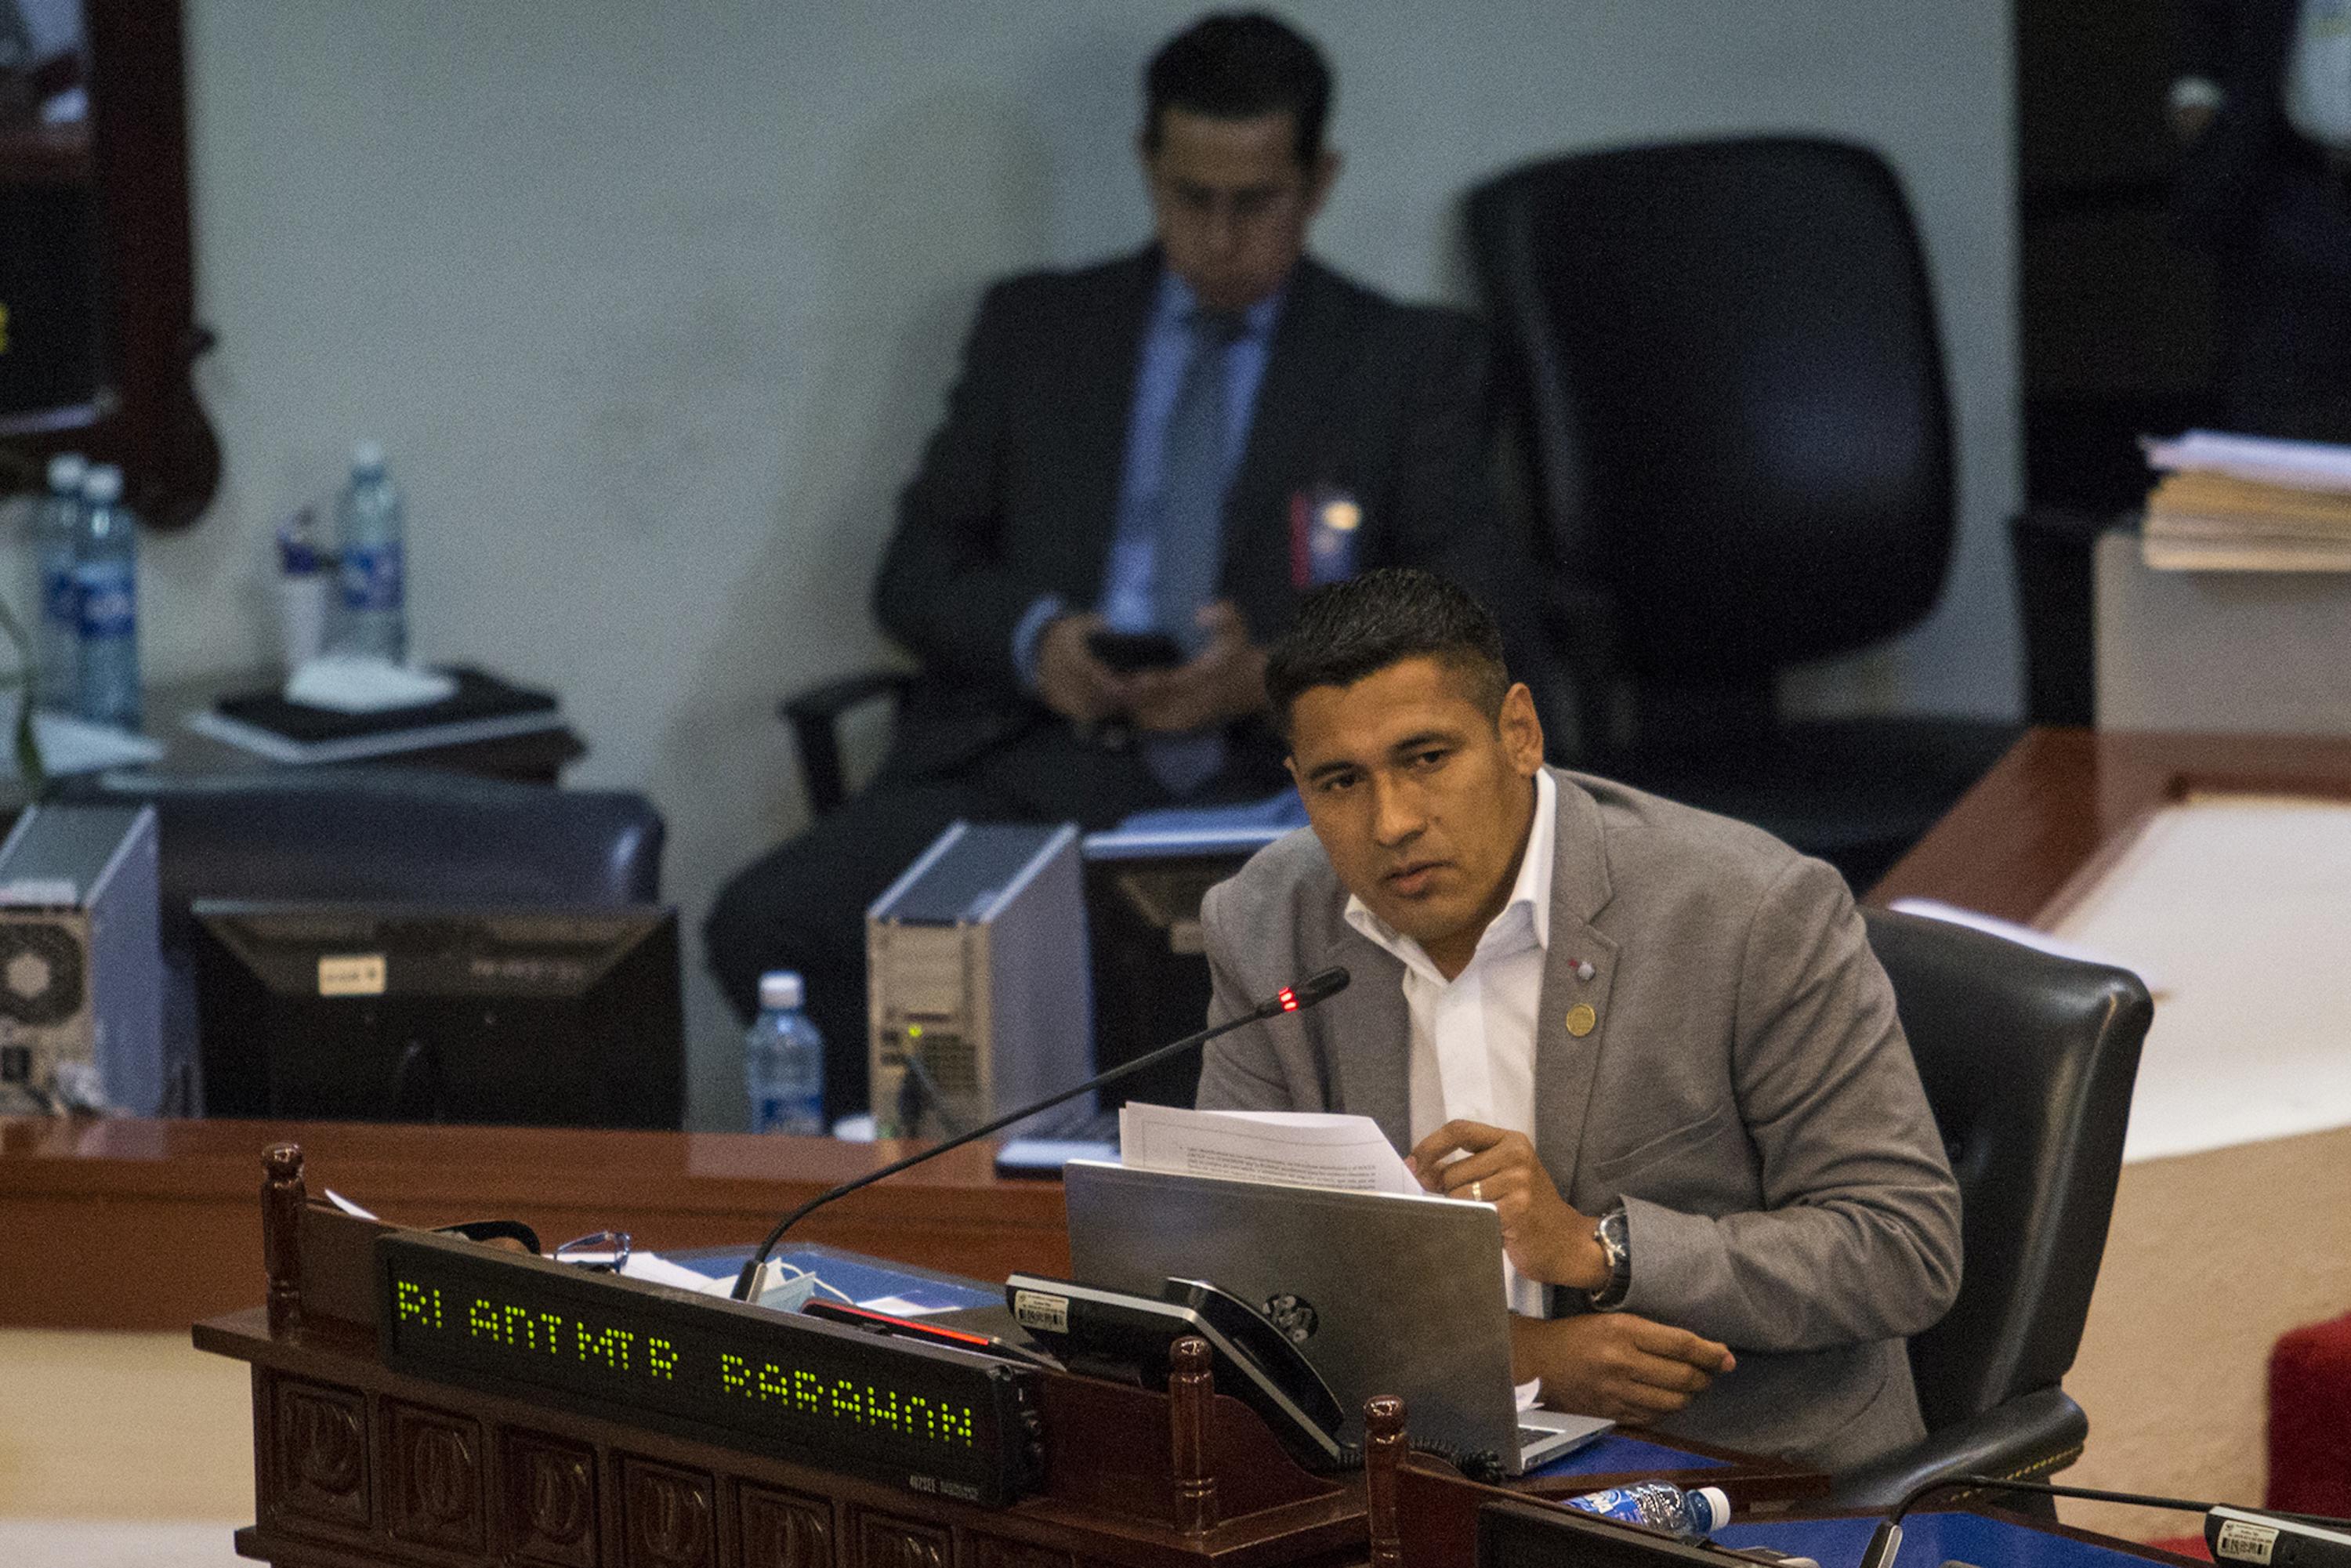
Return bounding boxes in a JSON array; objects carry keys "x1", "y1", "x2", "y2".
[
  {"x1": 1142, "y1": 107, "x2": 1337, "y2": 313},
  {"x1": 1285, "y1": 656, "x2": 1545, "y2": 978}
]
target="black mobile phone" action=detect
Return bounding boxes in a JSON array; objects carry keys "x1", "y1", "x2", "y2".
[{"x1": 1087, "y1": 629, "x2": 1184, "y2": 672}]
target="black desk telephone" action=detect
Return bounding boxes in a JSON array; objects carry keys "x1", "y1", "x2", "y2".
[{"x1": 1005, "y1": 1273, "x2": 1349, "y2": 1470}]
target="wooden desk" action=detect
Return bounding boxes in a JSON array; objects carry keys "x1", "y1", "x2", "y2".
[
  {"x1": 0, "y1": 1118, "x2": 1070, "y2": 1332},
  {"x1": 1867, "y1": 725, "x2": 2351, "y2": 918},
  {"x1": 1867, "y1": 725, "x2": 2351, "y2": 1538}
]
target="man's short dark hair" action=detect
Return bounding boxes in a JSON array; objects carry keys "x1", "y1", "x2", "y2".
[
  {"x1": 1266, "y1": 568, "x2": 1511, "y2": 732},
  {"x1": 1143, "y1": 12, "x2": 1332, "y2": 167}
]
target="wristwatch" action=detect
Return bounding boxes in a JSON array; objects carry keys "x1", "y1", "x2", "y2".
[{"x1": 1588, "y1": 1204, "x2": 1632, "y2": 1310}]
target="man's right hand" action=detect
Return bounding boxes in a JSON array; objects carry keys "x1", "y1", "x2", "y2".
[
  {"x1": 1509, "y1": 1313, "x2": 1736, "y2": 1426},
  {"x1": 1034, "y1": 612, "x2": 1136, "y2": 724}
]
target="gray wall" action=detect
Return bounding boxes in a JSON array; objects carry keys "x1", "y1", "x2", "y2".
[{"x1": 137, "y1": 1, "x2": 2014, "y2": 1126}]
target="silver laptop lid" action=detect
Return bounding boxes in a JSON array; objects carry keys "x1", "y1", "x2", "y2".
[{"x1": 1063, "y1": 1161, "x2": 1523, "y2": 1455}]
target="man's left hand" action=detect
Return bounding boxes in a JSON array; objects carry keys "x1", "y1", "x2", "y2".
[
  {"x1": 1127, "y1": 602, "x2": 1269, "y2": 733},
  {"x1": 1410, "y1": 1120, "x2": 1610, "y2": 1291}
]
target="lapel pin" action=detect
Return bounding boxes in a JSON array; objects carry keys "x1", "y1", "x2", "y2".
[
  {"x1": 1573, "y1": 959, "x2": 1596, "y2": 982},
  {"x1": 1566, "y1": 1004, "x2": 1597, "y2": 1037}
]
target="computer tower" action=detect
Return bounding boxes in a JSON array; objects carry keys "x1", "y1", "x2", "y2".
[
  {"x1": 867, "y1": 822, "x2": 1092, "y2": 1139},
  {"x1": 0, "y1": 803, "x2": 167, "y2": 1115}
]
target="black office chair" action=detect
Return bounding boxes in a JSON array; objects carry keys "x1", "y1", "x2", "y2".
[
  {"x1": 1466, "y1": 137, "x2": 2020, "y2": 889},
  {"x1": 62, "y1": 766, "x2": 667, "y2": 1109},
  {"x1": 1829, "y1": 907, "x2": 2154, "y2": 1506},
  {"x1": 779, "y1": 669, "x2": 913, "y2": 818}
]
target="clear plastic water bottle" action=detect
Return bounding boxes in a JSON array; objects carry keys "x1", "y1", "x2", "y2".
[
  {"x1": 31, "y1": 451, "x2": 86, "y2": 711},
  {"x1": 746, "y1": 971, "x2": 826, "y2": 1135},
  {"x1": 1563, "y1": 1481, "x2": 1730, "y2": 1541},
  {"x1": 71, "y1": 463, "x2": 140, "y2": 730},
  {"x1": 333, "y1": 440, "x2": 406, "y2": 662}
]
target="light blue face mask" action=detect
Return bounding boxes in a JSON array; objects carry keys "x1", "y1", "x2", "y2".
[{"x1": 745, "y1": 1258, "x2": 824, "y2": 1314}]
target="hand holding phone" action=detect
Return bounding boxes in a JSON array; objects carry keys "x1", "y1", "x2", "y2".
[{"x1": 1086, "y1": 628, "x2": 1185, "y2": 673}]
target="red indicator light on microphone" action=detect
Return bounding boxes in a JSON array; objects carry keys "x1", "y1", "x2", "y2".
[{"x1": 1279, "y1": 989, "x2": 1299, "y2": 1012}]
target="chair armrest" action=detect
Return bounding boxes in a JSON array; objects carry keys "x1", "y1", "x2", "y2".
[
  {"x1": 779, "y1": 670, "x2": 914, "y2": 818},
  {"x1": 1824, "y1": 1385, "x2": 2088, "y2": 1511}
]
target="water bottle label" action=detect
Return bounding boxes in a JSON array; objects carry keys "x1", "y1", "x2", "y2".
[
  {"x1": 341, "y1": 542, "x2": 405, "y2": 612},
  {"x1": 42, "y1": 567, "x2": 76, "y2": 629},
  {"x1": 74, "y1": 564, "x2": 136, "y2": 639}
]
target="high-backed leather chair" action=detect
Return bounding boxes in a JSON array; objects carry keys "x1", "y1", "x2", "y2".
[
  {"x1": 1465, "y1": 137, "x2": 2018, "y2": 889},
  {"x1": 1831, "y1": 907, "x2": 2154, "y2": 1505}
]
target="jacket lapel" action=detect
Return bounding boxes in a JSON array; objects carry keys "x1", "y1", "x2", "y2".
[
  {"x1": 1532, "y1": 768, "x2": 1621, "y2": 1204},
  {"x1": 1053, "y1": 247, "x2": 1163, "y2": 601},
  {"x1": 1319, "y1": 922, "x2": 1414, "y2": 1150},
  {"x1": 1221, "y1": 258, "x2": 1353, "y2": 632}
]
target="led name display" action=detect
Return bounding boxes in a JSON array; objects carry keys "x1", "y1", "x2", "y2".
[{"x1": 376, "y1": 1232, "x2": 1037, "y2": 1504}]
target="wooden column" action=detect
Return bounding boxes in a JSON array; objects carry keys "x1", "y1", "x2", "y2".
[
  {"x1": 1364, "y1": 1396, "x2": 1407, "y2": 1568},
  {"x1": 262, "y1": 1143, "x2": 305, "y2": 1337},
  {"x1": 1168, "y1": 1336, "x2": 1219, "y2": 1535}
]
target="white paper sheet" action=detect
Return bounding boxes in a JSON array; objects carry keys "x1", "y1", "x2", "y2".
[{"x1": 1117, "y1": 1102, "x2": 1420, "y2": 1194}]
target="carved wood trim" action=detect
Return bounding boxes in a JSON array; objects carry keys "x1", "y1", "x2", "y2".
[
  {"x1": 621, "y1": 1456, "x2": 717, "y2": 1568},
  {"x1": 852, "y1": 1508, "x2": 949, "y2": 1568},
  {"x1": 386, "y1": 1400, "x2": 486, "y2": 1552},
  {"x1": 741, "y1": 1483, "x2": 835, "y2": 1568},
  {"x1": 269, "y1": 1375, "x2": 370, "y2": 1533},
  {"x1": 505, "y1": 1430, "x2": 600, "y2": 1568}
]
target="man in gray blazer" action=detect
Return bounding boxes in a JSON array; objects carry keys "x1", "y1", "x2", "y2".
[{"x1": 1196, "y1": 568, "x2": 1962, "y2": 1472}]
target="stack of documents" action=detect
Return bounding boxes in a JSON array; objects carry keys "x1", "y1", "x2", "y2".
[
  {"x1": 2143, "y1": 430, "x2": 2351, "y2": 570},
  {"x1": 1118, "y1": 1102, "x2": 1419, "y2": 1194}
]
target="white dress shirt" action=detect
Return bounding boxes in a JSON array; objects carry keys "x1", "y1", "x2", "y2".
[{"x1": 1343, "y1": 769, "x2": 1556, "y2": 1319}]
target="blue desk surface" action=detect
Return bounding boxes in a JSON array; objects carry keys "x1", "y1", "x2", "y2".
[
  {"x1": 665, "y1": 1245, "x2": 1001, "y2": 1314},
  {"x1": 1528, "y1": 1433, "x2": 1728, "y2": 1478},
  {"x1": 1718, "y1": 1512, "x2": 2182, "y2": 1568}
]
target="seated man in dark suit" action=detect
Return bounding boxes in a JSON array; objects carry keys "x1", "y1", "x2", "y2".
[{"x1": 708, "y1": 11, "x2": 1509, "y2": 1121}]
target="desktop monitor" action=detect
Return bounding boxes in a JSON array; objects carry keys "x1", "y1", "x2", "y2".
[
  {"x1": 1080, "y1": 823, "x2": 1287, "y2": 1112},
  {"x1": 190, "y1": 900, "x2": 682, "y2": 1128}
]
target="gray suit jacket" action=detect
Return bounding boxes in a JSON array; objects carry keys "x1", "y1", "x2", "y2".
[{"x1": 1195, "y1": 767, "x2": 1962, "y2": 1471}]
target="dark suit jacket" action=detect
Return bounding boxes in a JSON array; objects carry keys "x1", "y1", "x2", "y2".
[
  {"x1": 2178, "y1": 0, "x2": 2307, "y2": 244},
  {"x1": 871, "y1": 247, "x2": 1506, "y2": 789}
]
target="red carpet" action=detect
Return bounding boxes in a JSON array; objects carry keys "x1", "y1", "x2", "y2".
[{"x1": 2269, "y1": 1309, "x2": 2351, "y2": 1515}]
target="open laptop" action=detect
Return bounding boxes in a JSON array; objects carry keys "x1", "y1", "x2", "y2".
[{"x1": 1063, "y1": 1161, "x2": 1611, "y2": 1474}]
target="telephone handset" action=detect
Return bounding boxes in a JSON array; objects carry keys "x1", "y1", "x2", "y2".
[{"x1": 1005, "y1": 1273, "x2": 1349, "y2": 1470}]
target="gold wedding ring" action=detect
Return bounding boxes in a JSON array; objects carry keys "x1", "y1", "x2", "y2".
[{"x1": 1469, "y1": 1180, "x2": 1483, "y2": 1202}]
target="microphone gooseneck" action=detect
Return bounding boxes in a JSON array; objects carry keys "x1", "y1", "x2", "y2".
[
  {"x1": 1857, "y1": 1476, "x2": 2351, "y2": 1568},
  {"x1": 729, "y1": 965, "x2": 1351, "y2": 1302}
]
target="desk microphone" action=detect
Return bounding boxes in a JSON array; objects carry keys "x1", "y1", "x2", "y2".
[
  {"x1": 1857, "y1": 1476, "x2": 2351, "y2": 1568},
  {"x1": 729, "y1": 965, "x2": 1351, "y2": 1302}
]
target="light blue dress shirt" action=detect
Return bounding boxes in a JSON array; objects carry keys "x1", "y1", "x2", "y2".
[{"x1": 1012, "y1": 270, "x2": 1284, "y2": 681}]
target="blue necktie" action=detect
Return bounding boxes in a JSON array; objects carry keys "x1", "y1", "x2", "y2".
[{"x1": 1142, "y1": 310, "x2": 1244, "y2": 795}]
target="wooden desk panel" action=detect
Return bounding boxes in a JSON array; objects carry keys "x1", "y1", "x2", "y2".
[
  {"x1": 0, "y1": 1118, "x2": 1069, "y2": 1331},
  {"x1": 1868, "y1": 726, "x2": 2351, "y2": 919}
]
